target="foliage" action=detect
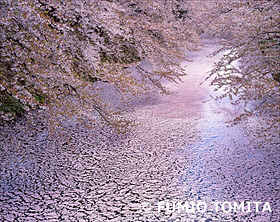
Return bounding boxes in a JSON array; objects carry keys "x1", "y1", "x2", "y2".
[
  {"x1": 196, "y1": 0, "x2": 280, "y2": 128},
  {"x1": 0, "y1": 0, "x2": 200, "y2": 128},
  {"x1": 1, "y1": 0, "x2": 279, "y2": 133}
]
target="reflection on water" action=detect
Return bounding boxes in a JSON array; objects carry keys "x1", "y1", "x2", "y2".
[
  {"x1": 0, "y1": 42, "x2": 279, "y2": 222},
  {"x1": 178, "y1": 43, "x2": 279, "y2": 221}
]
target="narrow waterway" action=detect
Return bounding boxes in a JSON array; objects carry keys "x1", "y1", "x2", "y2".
[
  {"x1": 0, "y1": 41, "x2": 279, "y2": 222},
  {"x1": 135, "y1": 41, "x2": 279, "y2": 221}
]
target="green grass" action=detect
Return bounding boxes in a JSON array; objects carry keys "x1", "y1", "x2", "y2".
[{"x1": 0, "y1": 91, "x2": 25, "y2": 116}]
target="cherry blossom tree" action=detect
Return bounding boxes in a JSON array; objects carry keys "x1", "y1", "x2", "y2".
[
  {"x1": 1, "y1": 0, "x2": 278, "y2": 133},
  {"x1": 0, "y1": 0, "x2": 201, "y2": 129},
  {"x1": 193, "y1": 0, "x2": 279, "y2": 131}
]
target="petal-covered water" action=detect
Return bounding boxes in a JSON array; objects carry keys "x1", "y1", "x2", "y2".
[{"x1": 0, "y1": 41, "x2": 279, "y2": 222}]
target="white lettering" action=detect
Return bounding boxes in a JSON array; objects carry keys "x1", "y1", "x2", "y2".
[
  {"x1": 197, "y1": 202, "x2": 207, "y2": 213},
  {"x1": 247, "y1": 202, "x2": 252, "y2": 212},
  {"x1": 213, "y1": 201, "x2": 221, "y2": 212},
  {"x1": 166, "y1": 201, "x2": 176, "y2": 213},
  {"x1": 221, "y1": 201, "x2": 232, "y2": 213},
  {"x1": 253, "y1": 202, "x2": 262, "y2": 212},
  {"x1": 233, "y1": 202, "x2": 245, "y2": 212},
  {"x1": 262, "y1": 202, "x2": 272, "y2": 213},
  {"x1": 177, "y1": 202, "x2": 195, "y2": 213},
  {"x1": 158, "y1": 201, "x2": 165, "y2": 212}
]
